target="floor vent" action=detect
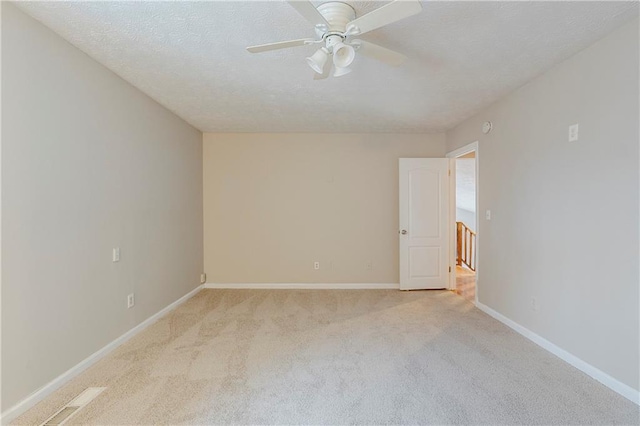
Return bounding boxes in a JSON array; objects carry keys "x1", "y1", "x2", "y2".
[{"x1": 40, "y1": 387, "x2": 106, "y2": 426}]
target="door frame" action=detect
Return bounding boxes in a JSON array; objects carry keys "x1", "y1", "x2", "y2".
[{"x1": 446, "y1": 141, "x2": 479, "y2": 305}]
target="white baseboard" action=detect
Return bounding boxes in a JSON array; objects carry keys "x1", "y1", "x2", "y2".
[
  {"x1": 204, "y1": 282, "x2": 399, "y2": 290},
  {"x1": 1, "y1": 285, "x2": 203, "y2": 425},
  {"x1": 476, "y1": 302, "x2": 640, "y2": 405}
]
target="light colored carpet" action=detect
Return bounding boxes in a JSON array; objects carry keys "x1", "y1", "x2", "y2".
[{"x1": 13, "y1": 289, "x2": 639, "y2": 425}]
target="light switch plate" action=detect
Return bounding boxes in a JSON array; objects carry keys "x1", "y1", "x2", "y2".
[
  {"x1": 112, "y1": 248, "x2": 120, "y2": 262},
  {"x1": 485, "y1": 210, "x2": 491, "y2": 220},
  {"x1": 569, "y1": 123, "x2": 579, "y2": 142}
]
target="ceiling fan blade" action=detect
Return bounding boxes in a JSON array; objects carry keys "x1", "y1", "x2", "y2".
[
  {"x1": 352, "y1": 40, "x2": 407, "y2": 67},
  {"x1": 314, "y1": 59, "x2": 331, "y2": 80},
  {"x1": 287, "y1": 1, "x2": 330, "y2": 29},
  {"x1": 347, "y1": 0, "x2": 423, "y2": 36},
  {"x1": 247, "y1": 38, "x2": 314, "y2": 53}
]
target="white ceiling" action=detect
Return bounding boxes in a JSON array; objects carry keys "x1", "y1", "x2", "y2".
[{"x1": 16, "y1": 1, "x2": 638, "y2": 133}]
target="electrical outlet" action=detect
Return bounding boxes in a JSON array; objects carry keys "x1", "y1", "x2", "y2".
[
  {"x1": 366, "y1": 261, "x2": 372, "y2": 271},
  {"x1": 485, "y1": 210, "x2": 491, "y2": 220},
  {"x1": 200, "y1": 273, "x2": 207, "y2": 284},
  {"x1": 314, "y1": 261, "x2": 320, "y2": 270},
  {"x1": 112, "y1": 247, "x2": 120, "y2": 262},
  {"x1": 127, "y1": 293, "x2": 135, "y2": 309},
  {"x1": 568, "y1": 123, "x2": 579, "y2": 142}
]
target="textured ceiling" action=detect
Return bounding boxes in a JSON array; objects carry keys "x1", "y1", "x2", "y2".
[{"x1": 15, "y1": 1, "x2": 639, "y2": 133}]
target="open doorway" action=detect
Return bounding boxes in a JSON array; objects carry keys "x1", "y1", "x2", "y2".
[{"x1": 447, "y1": 143, "x2": 478, "y2": 304}]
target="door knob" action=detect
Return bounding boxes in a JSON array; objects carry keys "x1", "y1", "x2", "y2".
[{"x1": 400, "y1": 229, "x2": 407, "y2": 235}]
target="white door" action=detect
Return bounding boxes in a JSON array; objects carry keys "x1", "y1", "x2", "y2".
[{"x1": 399, "y1": 158, "x2": 449, "y2": 290}]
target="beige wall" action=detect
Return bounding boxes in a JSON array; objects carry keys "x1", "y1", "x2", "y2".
[
  {"x1": 203, "y1": 133, "x2": 446, "y2": 284},
  {"x1": 1, "y1": 3, "x2": 203, "y2": 410},
  {"x1": 446, "y1": 19, "x2": 639, "y2": 391}
]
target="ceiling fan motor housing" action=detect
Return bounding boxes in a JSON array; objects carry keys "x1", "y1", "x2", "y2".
[{"x1": 315, "y1": 2, "x2": 357, "y2": 36}]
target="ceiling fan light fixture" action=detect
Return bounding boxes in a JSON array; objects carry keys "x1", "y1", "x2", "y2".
[
  {"x1": 333, "y1": 42, "x2": 355, "y2": 68},
  {"x1": 247, "y1": 0, "x2": 423, "y2": 79},
  {"x1": 333, "y1": 66, "x2": 352, "y2": 77},
  {"x1": 306, "y1": 47, "x2": 330, "y2": 74}
]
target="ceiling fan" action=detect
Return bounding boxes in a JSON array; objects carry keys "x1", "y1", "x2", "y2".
[{"x1": 246, "y1": 0, "x2": 423, "y2": 79}]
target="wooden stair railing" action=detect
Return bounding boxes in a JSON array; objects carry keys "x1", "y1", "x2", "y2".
[{"x1": 456, "y1": 221, "x2": 476, "y2": 271}]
